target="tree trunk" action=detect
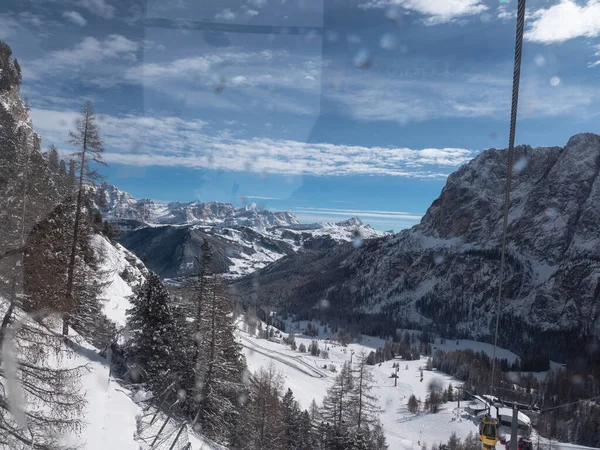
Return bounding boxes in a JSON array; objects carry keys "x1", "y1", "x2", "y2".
[{"x1": 64, "y1": 113, "x2": 88, "y2": 336}]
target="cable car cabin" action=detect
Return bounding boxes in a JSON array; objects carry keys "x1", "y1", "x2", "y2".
[{"x1": 479, "y1": 416, "x2": 499, "y2": 449}]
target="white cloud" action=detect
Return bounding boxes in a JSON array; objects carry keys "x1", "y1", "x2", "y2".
[
  {"x1": 18, "y1": 12, "x2": 43, "y2": 27},
  {"x1": 215, "y1": 8, "x2": 236, "y2": 21},
  {"x1": 325, "y1": 67, "x2": 600, "y2": 124},
  {"x1": 244, "y1": 9, "x2": 259, "y2": 16},
  {"x1": 360, "y1": 0, "x2": 487, "y2": 24},
  {"x1": 29, "y1": 34, "x2": 139, "y2": 77},
  {"x1": 525, "y1": 0, "x2": 600, "y2": 43},
  {"x1": 243, "y1": 196, "x2": 283, "y2": 200},
  {"x1": 30, "y1": 108, "x2": 473, "y2": 178},
  {"x1": 80, "y1": 0, "x2": 115, "y2": 18},
  {"x1": 248, "y1": 0, "x2": 268, "y2": 8},
  {"x1": 496, "y1": 3, "x2": 515, "y2": 21},
  {"x1": 294, "y1": 207, "x2": 422, "y2": 220},
  {"x1": 63, "y1": 11, "x2": 88, "y2": 26},
  {"x1": 0, "y1": 14, "x2": 19, "y2": 39},
  {"x1": 123, "y1": 50, "x2": 322, "y2": 115}
]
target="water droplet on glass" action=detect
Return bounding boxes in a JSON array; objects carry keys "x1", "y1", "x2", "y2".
[
  {"x1": 433, "y1": 253, "x2": 444, "y2": 265},
  {"x1": 534, "y1": 54, "x2": 546, "y2": 67},
  {"x1": 380, "y1": 33, "x2": 397, "y2": 51},
  {"x1": 490, "y1": 131, "x2": 498, "y2": 140},
  {"x1": 129, "y1": 366, "x2": 142, "y2": 383},
  {"x1": 545, "y1": 207, "x2": 558, "y2": 218},
  {"x1": 507, "y1": 372, "x2": 519, "y2": 383},
  {"x1": 513, "y1": 156, "x2": 528, "y2": 173},
  {"x1": 385, "y1": 6, "x2": 403, "y2": 25},
  {"x1": 326, "y1": 30, "x2": 338, "y2": 43},
  {"x1": 212, "y1": 74, "x2": 226, "y2": 93},
  {"x1": 305, "y1": 29, "x2": 319, "y2": 42},
  {"x1": 319, "y1": 299, "x2": 330, "y2": 309},
  {"x1": 178, "y1": 389, "x2": 187, "y2": 400},
  {"x1": 480, "y1": 12, "x2": 492, "y2": 23},
  {"x1": 346, "y1": 33, "x2": 361, "y2": 45},
  {"x1": 550, "y1": 76, "x2": 560, "y2": 87},
  {"x1": 353, "y1": 237, "x2": 363, "y2": 248},
  {"x1": 353, "y1": 48, "x2": 372, "y2": 70}
]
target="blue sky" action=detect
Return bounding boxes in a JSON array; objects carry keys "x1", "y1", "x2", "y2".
[{"x1": 2, "y1": 0, "x2": 600, "y2": 230}]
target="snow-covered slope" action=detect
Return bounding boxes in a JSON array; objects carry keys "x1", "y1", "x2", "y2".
[
  {"x1": 267, "y1": 217, "x2": 388, "y2": 243},
  {"x1": 237, "y1": 321, "x2": 525, "y2": 450},
  {"x1": 91, "y1": 235, "x2": 148, "y2": 327}
]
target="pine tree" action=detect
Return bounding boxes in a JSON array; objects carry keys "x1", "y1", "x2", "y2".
[
  {"x1": 322, "y1": 362, "x2": 354, "y2": 428},
  {"x1": 63, "y1": 100, "x2": 105, "y2": 335},
  {"x1": 47, "y1": 145, "x2": 59, "y2": 172},
  {"x1": 124, "y1": 272, "x2": 175, "y2": 393},
  {"x1": 0, "y1": 313, "x2": 86, "y2": 449},
  {"x1": 189, "y1": 254, "x2": 247, "y2": 444},
  {"x1": 282, "y1": 388, "x2": 302, "y2": 450},
  {"x1": 23, "y1": 195, "x2": 112, "y2": 347},
  {"x1": 349, "y1": 354, "x2": 381, "y2": 430},
  {"x1": 240, "y1": 364, "x2": 285, "y2": 450}
]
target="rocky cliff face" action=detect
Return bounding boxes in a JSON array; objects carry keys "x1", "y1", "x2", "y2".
[
  {"x1": 0, "y1": 43, "x2": 40, "y2": 153},
  {"x1": 233, "y1": 134, "x2": 600, "y2": 363}
]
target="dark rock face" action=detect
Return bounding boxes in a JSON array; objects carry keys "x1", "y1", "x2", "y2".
[
  {"x1": 232, "y1": 134, "x2": 600, "y2": 363},
  {"x1": 119, "y1": 225, "x2": 295, "y2": 279}
]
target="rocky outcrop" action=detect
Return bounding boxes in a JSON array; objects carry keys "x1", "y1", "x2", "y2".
[{"x1": 232, "y1": 134, "x2": 600, "y2": 363}]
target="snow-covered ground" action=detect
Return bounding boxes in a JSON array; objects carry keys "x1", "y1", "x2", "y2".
[
  {"x1": 62, "y1": 331, "x2": 217, "y2": 450},
  {"x1": 92, "y1": 235, "x2": 146, "y2": 327},
  {"x1": 237, "y1": 323, "x2": 479, "y2": 450},
  {"x1": 237, "y1": 321, "x2": 591, "y2": 450},
  {"x1": 432, "y1": 337, "x2": 519, "y2": 363}
]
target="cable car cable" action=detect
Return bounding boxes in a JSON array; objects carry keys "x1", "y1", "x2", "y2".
[{"x1": 490, "y1": 0, "x2": 527, "y2": 401}]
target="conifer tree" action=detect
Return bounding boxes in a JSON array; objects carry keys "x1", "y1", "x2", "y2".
[
  {"x1": 125, "y1": 272, "x2": 176, "y2": 393},
  {"x1": 47, "y1": 144, "x2": 59, "y2": 173},
  {"x1": 63, "y1": 100, "x2": 105, "y2": 335},
  {"x1": 239, "y1": 364, "x2": 285, "y2": 450},
  {"x1": 192, "y1": 276, "x2": 247, "y2": 442},
  {"x1": 0, "y1": 41, "x2": 86, "y2": 449},
  {"x1": 349, "y1": 354, "x2": 381, "y2": 430},
  {"x1": 282, "y1": 388, "x2": 303, "y2": 450},
  {"x1": 321, "y1": 362, "x2": 354, "y2": 428}
]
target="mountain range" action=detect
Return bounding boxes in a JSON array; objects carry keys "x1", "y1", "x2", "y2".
[
  {"x1": 92, "y1": 183, "x2": 389, "y2": 279},
  {"x1": 231, "y1": 133, "x2": 600, "y2": 365},
  {"x1": 92, "y1": 182, "x2": 298, "y2": 230}
]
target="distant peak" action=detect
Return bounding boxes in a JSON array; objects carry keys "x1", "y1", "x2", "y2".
[{"x1": 336, "y1": 217, "x2": 363, "y2": 227}]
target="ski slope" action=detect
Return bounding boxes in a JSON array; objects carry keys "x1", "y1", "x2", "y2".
[
  {"x1": 237, "y1": 325, "x2": 479, "y2": 450},
  {"x1": 237, "y1": 323, "x2": 593, "y2": 450}
]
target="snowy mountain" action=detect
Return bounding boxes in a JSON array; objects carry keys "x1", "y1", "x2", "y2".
[
  {"x1": 92, "y1": 182, "x2": 298, "y2": 230},
  {"x1": 95, "y1": 182, "x2": 389, "y2": 279},
  {"x1": 232, "y1": 134, "x2": 600, "y2": 364},
  {"x1": 119, "y1": 224, "x2": 296, "y2": 279},
  {"x1": 269, "y1": 217, "x2": 386, "y2": 242}
]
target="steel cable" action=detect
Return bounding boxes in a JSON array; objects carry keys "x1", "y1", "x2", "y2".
[{"x1": 490, "y1": 0, "x2": 527, "y2": 400}]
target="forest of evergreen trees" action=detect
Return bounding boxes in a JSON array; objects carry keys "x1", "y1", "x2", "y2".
[
  {"x1": 120, "y1": 240, "x2": 389, "y2": 449},
  {"x1": 0, "y1": 40, "x2": 119, "y2": 448}
]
